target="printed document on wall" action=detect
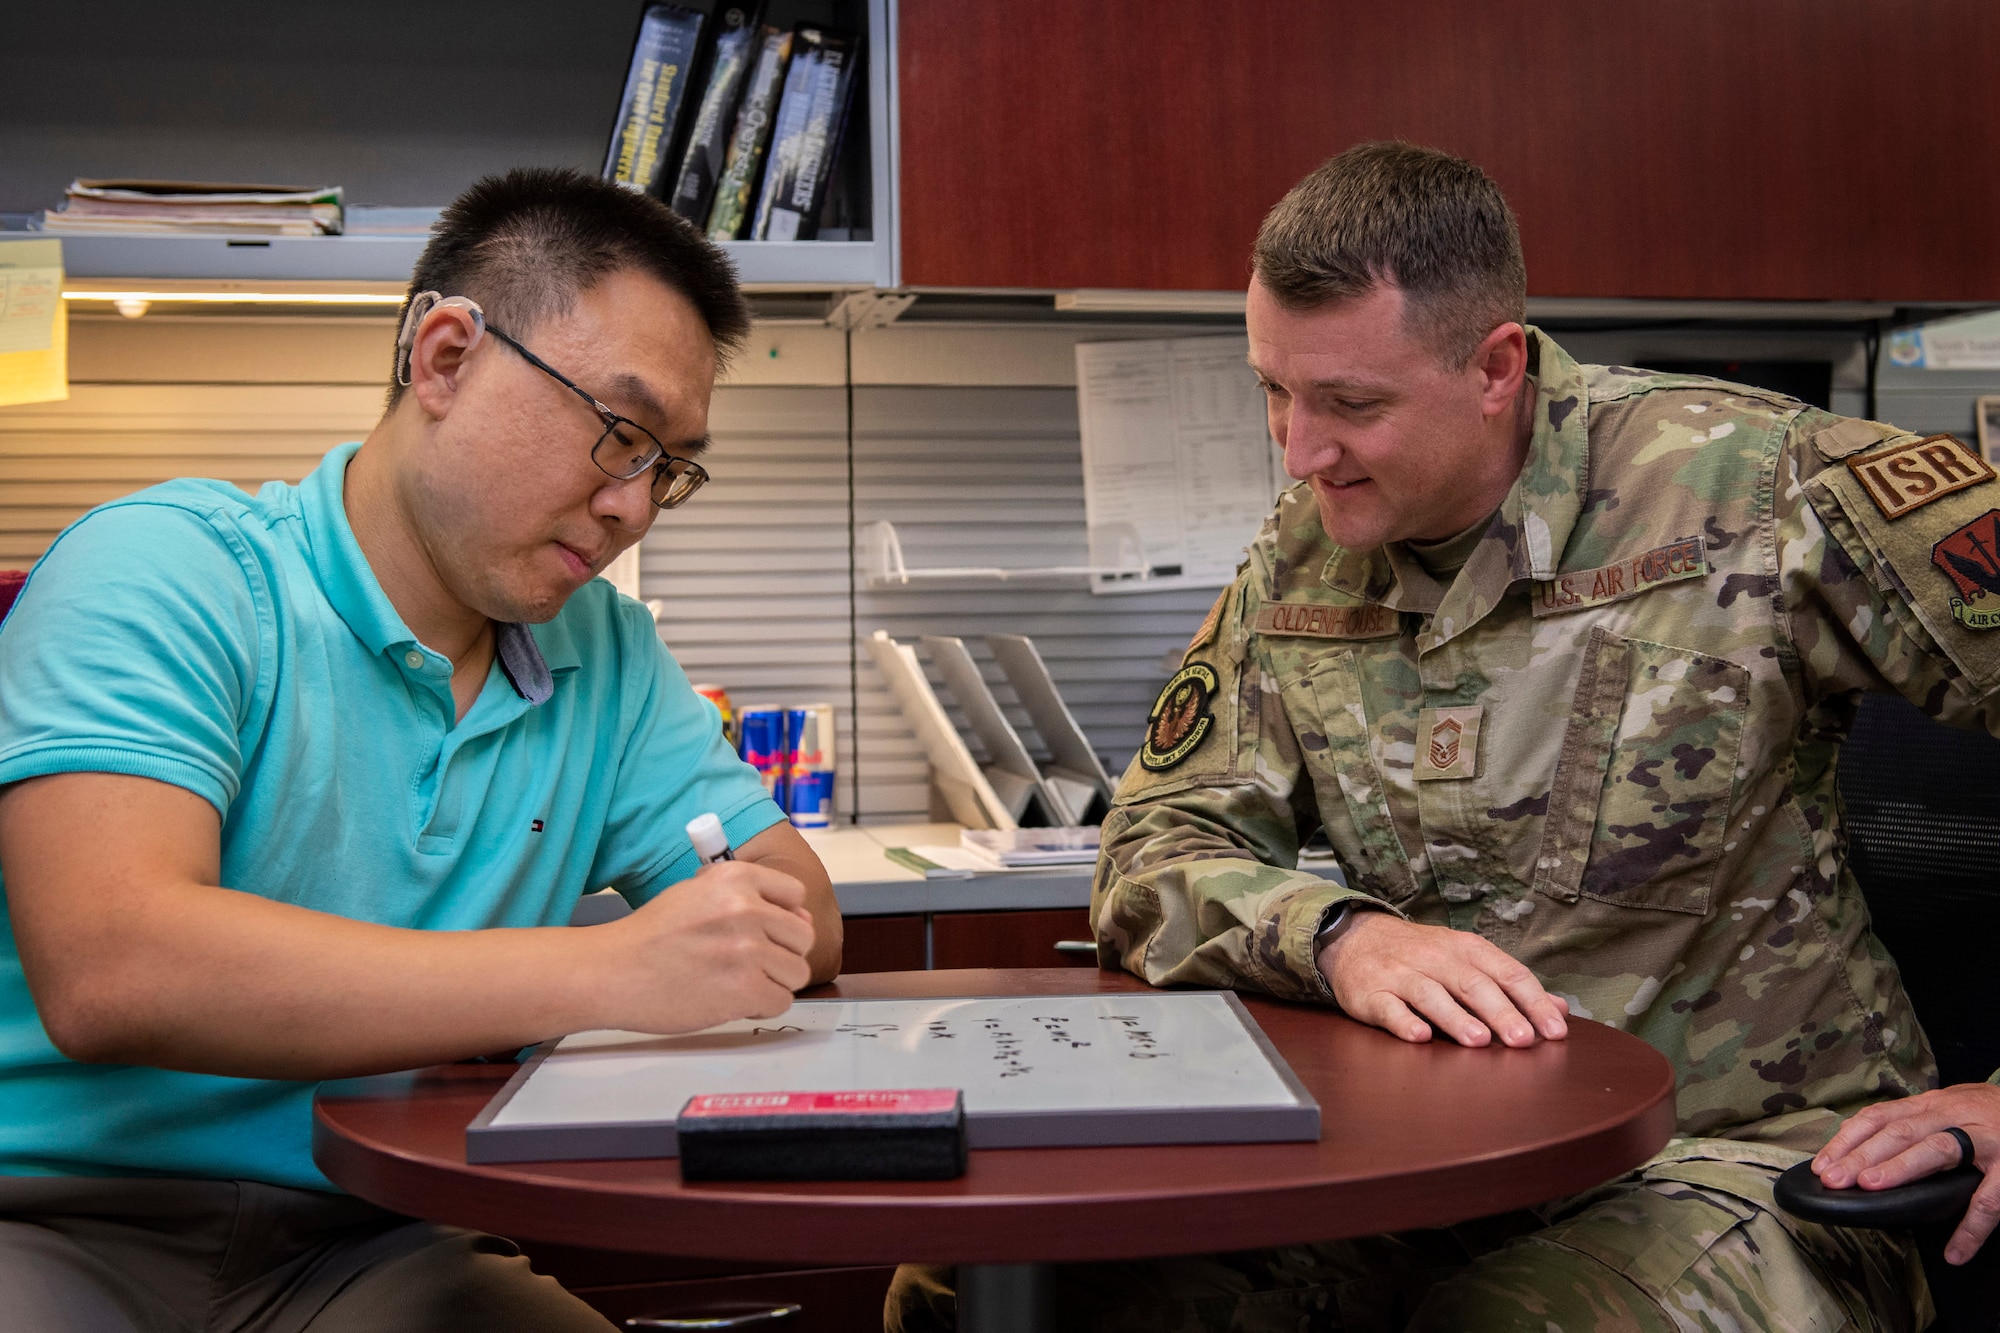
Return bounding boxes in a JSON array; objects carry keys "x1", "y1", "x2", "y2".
[{"x1": 1077, "y1": 335, "x2": 1280, "y2": 596}]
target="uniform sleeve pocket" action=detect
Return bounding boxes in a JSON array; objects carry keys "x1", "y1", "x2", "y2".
[{"x1": 1534, "y1": 627, "x2": 1747, "y2": 917}]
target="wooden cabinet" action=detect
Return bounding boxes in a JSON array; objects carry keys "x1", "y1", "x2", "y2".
[
  {"x1": 932, "y1": 908, "x2": 1097, "y2": 970},
  {"x1": 898, "y1": 0, "x2": 2000, "y2": 300},
  {"x1": 842, "y1": 913, "x2": 929, "y2": 973},
  {"x1": 841, "y1": 908, "x2": 1100, "y2": 972}
]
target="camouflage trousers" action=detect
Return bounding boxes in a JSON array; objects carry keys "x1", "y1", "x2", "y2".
[{"x1": 884, "y1": 1140, "x2": 1928, "y2": 1333}]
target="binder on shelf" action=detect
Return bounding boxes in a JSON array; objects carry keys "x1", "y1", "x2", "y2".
[
  {"x1": 668, "y1": 3, "x2": 763, "y2": 224},
  {"x1": 985, "y1": 635, "x2": 1116, "y2": 824},
  {"x1": 750, "y1": 25, "x2": 861, "y2": 242},
  {"x1": 602, "y1": 4, "x2": 708, "y2": 198},
  {"x1": 864, "y1": 631, "x2": 1016, "y2": 832},
  {"x1": 920, "y1": 636, "x2": 1075, "y2": 828},
  {"x1": 705, "y1": 25, "x2": 794, "y2": 240}
]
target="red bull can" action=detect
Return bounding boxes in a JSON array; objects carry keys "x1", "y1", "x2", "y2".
[
  {"x1": 691, "y1": 683, "x2": 736, "y2": 749},
  {"x1": 739, "y1": 706, "x2": 788, "y2": 805},
  {"x1": 783, "y1": 703, "x2": 836, "y2": 828}
]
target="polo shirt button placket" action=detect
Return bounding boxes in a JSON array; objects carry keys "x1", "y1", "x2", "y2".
[{"x1": 403, "y1": 650, "x2": 425, "y2": 670}]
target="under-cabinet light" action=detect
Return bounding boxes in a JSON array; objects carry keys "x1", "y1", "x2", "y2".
[
  {"x1": 63, "y1": 290, "x2": 404, "y2": 306},
  {"x1": 1055, "y1": 289, "x2": 1249, "y2": 315}
]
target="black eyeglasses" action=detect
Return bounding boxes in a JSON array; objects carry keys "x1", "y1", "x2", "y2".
[{"x1": 484, "y1": 324, "x2": 709, "y2": 510}]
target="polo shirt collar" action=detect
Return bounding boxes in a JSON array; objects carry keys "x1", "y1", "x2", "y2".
[{"x1": 299, "y1": 442, "x2": 568, "y2": 705}]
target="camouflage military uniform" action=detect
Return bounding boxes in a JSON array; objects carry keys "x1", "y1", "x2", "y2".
[{"x1": 893, "y1": 329, "x2": 1999, "y2": 1331}]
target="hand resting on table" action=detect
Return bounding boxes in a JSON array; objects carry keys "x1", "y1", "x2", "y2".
[{"x1": 1316, "y1": 910, "x2": 1569, "y2": 1049}]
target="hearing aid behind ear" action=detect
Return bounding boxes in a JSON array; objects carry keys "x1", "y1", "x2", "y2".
[{"x1": 394, "y1": 292, "x2": 487, "y2": 386}]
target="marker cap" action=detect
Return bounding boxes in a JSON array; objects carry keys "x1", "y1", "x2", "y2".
[{"x1": 687, "y1": 812, "x2": 730, "y2": 864}]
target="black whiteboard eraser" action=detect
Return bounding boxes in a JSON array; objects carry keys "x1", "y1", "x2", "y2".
[{"x1": 676, "y1": 1089, "x2": 967, "y2": 1181}]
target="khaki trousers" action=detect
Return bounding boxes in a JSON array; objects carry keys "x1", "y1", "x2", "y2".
[{"x1": 0, "y1": 1176, "x2": 613, "y2": 1333}]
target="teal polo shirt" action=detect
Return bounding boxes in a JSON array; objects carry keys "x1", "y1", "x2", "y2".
[{"x1": 0, "y1": 442, "x2": 784, "y2": 1189}]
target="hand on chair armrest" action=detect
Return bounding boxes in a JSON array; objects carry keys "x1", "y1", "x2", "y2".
[
  {"x1": 1775, "y1": 1157, "x2": 1982, "y2": 1230},
  {"x1": 1789, "y1": 1084, "x2": 2000, "y2": 1265}
]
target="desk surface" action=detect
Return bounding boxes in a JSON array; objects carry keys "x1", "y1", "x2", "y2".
[
  {"x1": 314, "y1": 969, "x2": 1677, "y2": 1267},
  {"x1": 804, "y1": 823, "x2": 1094, "y2": 916},
  {"x1": 803, "y1": 824, "x2": 1340, "y2": 916}
]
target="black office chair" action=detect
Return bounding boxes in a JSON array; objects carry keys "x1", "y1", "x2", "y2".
[{"x1": 1775, "y1": 691, "x2": 2000, "y2": 1332}]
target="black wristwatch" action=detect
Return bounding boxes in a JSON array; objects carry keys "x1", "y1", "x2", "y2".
[{"x1": 1312, "y1": 904, "x2": 1362, "y2": 958}]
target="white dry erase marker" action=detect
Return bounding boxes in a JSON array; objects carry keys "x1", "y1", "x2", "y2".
[{"x1": 687, "y1": 812, "x2": 735, "y2": 866}]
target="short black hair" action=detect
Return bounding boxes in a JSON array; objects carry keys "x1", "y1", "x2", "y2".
[
  {"x1": 387, "y1": 167, "x2": 751, "y2": 407},
  {"x1": 1254, "y1": 142, "x2": 1526, "y2": 367}
]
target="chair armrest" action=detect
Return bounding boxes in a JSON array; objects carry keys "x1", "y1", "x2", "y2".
[{"x1": 1774, "y1": 1159, "x2": 1984, "y2": 1230}]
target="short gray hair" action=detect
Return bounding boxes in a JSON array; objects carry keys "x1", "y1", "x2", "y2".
[{"x1": 1253, "y1": 142, "x2": 1527, "y2": 367}]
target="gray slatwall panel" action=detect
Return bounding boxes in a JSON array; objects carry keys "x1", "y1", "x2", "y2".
[
  {"x1": 853, "y1": 386, "x2": 1219, "y2": 823},
  {"x1": 638, "y1": 386, "x2": 856, "y2": 819},
  {"x1": 0, "y1": 384, "x2": 380, "y2": 565}
]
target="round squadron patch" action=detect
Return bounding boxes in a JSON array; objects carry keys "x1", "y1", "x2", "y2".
[{"x1": 1140, "y1": 663, "x2": 1217, "y2": 771}]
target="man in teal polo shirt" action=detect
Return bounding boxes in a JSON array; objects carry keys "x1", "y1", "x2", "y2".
[{"x1": 0, "y1": 168, "x2": 840, "y2": 1330}]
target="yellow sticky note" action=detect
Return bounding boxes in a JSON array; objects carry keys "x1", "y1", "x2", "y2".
[
  {"x1": 0, "y1": 238, "x2": 67, "y2": 406},
  {"x1": 0, "y1": 298, "x2": 67, "y2": 407}
]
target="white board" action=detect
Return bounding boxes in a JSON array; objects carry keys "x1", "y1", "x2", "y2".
[
  {"x1": 467, "y1": 992, "x2": 1318, "y2": 1163},
  {"x1": 1075, "y1": 335, "x2": 1285, "y2": 596}
]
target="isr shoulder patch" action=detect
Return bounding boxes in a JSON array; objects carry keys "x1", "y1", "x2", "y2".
[
  {"x1": 1846, "y1": 434, "x2": 1994, "y2": 520},
  {"x1": 1139, "y1": 663, "x2": 1217, "y2": 771}
]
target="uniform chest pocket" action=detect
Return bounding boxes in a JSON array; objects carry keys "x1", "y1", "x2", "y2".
[
  {"x1": 1280, "y1": 651, "x2": 1420, "y2": 905},
  {"x1": 1534, "y1": 627, "x2": 1748, "y2": 916}
]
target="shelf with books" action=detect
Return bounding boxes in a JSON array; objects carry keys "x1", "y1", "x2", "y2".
[
  {"x1": 599, "y1": 0, "x2": 895, "y2": 284},
  {"x1": 8, "y1": 0, "x2": 899, "y2": 295}
]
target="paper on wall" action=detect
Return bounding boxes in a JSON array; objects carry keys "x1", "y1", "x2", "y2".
[
  {"x1": 0, "y1": 266, "x2": 59, "y2": 354},
  {"x1": 1887, "y1": 310, "x2": 2000, "y2": 371},
  {"x1": 1076, "y1": 335, "x2": 1283, "y2": 596}
]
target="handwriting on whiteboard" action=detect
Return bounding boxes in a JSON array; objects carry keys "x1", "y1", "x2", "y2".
[
  {"x1": 493, "y1": 994, "x2": 1301, "y2": 1131},
  {"x1": 814, "y1": 1012, "x2": 1166, "y2": 1077}
]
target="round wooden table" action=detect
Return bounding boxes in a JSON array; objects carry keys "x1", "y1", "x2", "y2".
[{"x1": 315, "y1": 968, "x2": 1677, "y2": 1330}]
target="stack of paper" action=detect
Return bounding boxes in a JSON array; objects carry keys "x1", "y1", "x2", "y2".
[
  {"x1": 41, "y1": 181, "x2": 344, "y2": 236},
  {"x1": 960, "y1": 827, "x2": 1101, "y2": 868}
]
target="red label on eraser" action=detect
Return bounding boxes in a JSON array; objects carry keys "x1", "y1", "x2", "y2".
[{"x1": 680, "y1": 1089, "x2": 959, "y2": 1118}]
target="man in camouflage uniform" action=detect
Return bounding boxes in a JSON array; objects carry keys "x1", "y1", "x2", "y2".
[{"x1": 889, "y1": 143, "x2": 2000, "y2": 1331}]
